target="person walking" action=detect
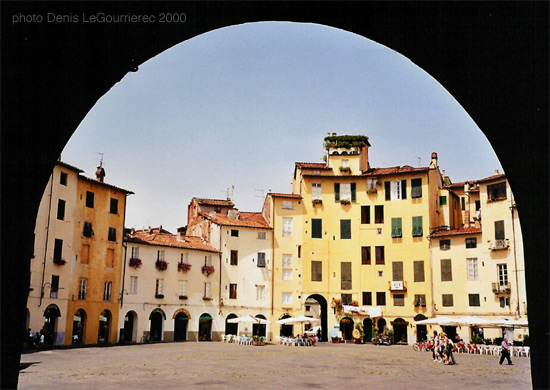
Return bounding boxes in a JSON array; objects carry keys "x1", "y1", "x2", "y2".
[
  {"x1": 499, "y1": 338, "x2": 513, "y2": 365},
  {"x1": 431, "y1": 331, "x2": 438, "y2": 362}
]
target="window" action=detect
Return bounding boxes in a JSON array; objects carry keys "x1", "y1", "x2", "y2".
[
  {"x1": 104, "y1": 281, "x2": 112, "y2": 301},
  {"x1": 374, "y1": 205, "x2": 384, "y2": 224},
  {"x1": 311, "y1": 261, "x2": 322, "y2": 281},
  {"x1": 498, "y1": 264, "x2": 508, "y2": 285},
  {"x1": 393, "y1": 294, "x2": 405, "y2": 306},
  {"x1": 412, "y1": 216, "x2": 423, "y2": 237},
  {"x1": 297, "y1": 245, "x2": 301, "y2": 258},
  {"x1": 229, "y1": 284, "x2": 237, "y2": 299},
  {"x1": 461, "y1": 197, "x2": 465, "y2": 210},
  {"x1": 231, "y1": 229, "x2": 239, "y2": 237},
  {"x1": 83, "y1": 222, "x2": 94, "y2": 237},
  {"x1": 256, "y1": 285, "x2": 265, "y2": 301},
  {"x1": 366, "y1": 178, "x2": 377, "y2": 191},
  {"x1": 50, "y1": 275, "x2": 59, "y2": 298},
  {"x1": 230, "y1": 250, "x2": 238, "y2": 266},
  {"x1": 60, "y1": 172, "x2": 68, "y2": 186},
  {"x1": 131, "y1": 247, "x2": 139, "y2": 258},
  {"x1": 340, "y1": 219, "x2": 351, "y2": 239},
  {"x1": 205, "y1": 255, "x2": 212, "y2": 266},
  {"x1": 439, "y1": 239, "x2": 451, "y2": 251},
  {"x1": 411, "y1": 178, "x2": 422, "y2": 198},
  {"x1": 467, "y1": 258, "x2": 479, "y2": 280},
  {"x1": 500, "y1": 297, "x2": 510, "y2": 308},
  {"x1": 441, "y1": 259, "x2": 452, "y2": 281},
  {"x1": 375, "y1": 246, "x2": 385, "y2": 265},
  {"x1": 81, "y1": 244, "x2": 90, "y2": 264},
  {"x1": 341, "y1": 159, "x2": 349, "y2": 168},
  {"x1": 392, "y1": 262, "x2": 403, "y2": 281},
  {"x1": 282, "y1": 269, "x2": 292, "y2": 280},
  {"x1": 108, "y1": 227, "x2": 116, "y2": 242},
  {"x1": 341, "y1": 262, "x2": 352, "y2": 290},
  {"x1": 312, "y1": 183, "x2": 322, "y2": 200},
  {"x1": 475, "y1": 200, "x2": 481, "y2": 211},
  {"x1": 466, "y1": 237, "x2": 477, "y2": 248},
  {"x1": 57, "y1": 199, "x2": 66, "y2": 220},
  {"x1": 409, "y1": 261, "x2": 424, "y2": 283},
  {"x1": 85, "y1": 191, "x2": 94, "y2": 208},
  {"x1": 391, "y1": 218, "x2": 402, "y2": 238},
  {"x1": 376, "y1": 292, "x2": 386, "y2": 306},
  {"x1": 257, "y1": 232, "x2": 266, "y2": 240},
  {"x1": 312, "y1": 219, "x2": 322, "y2": 239},
  {"x1": 414, "y1": 294, "x2": 426, "y2": 307},
  {"x1": 257, "y1": 252, "x2": 266, "y2": 268},
  {"x1": 487, "y1": 182, "x2": 507, "y2": 200},
  {"x1": 495, "y1": 220, "x2": 505, "y2": 240},
  {"x1": 110, "y1": 198, "x2": 118, "y2": 214},
  {"x1": 334, "y1": 183, "x2": 356, "y2": 202},
  {"x1": 468, "y1": 294, "x2": 480, "y2": 307},
  {"x1": 130, "y1": 276, "x2": 138, "y2": 294},
  {"x1": 362, "y1": 292, "x2": 372, "y2": 306},
  {"x1": 282, "y1": 254, "x2": 292, "y2": 268},
  {"x1": 442, "y1": 294, "x2": 454, "y2": 307},
  {"x1": 439, "y1": 195, "x2": 447, "y2": 205},
  {"x1": 341, "y1": 294, "x2": 352, "y2": 305},
  {"x1": 204, "y1": 282, "x2": 211, "y2": 298},
  {"x1": 53, "y1": 238, "x2": 63, "y2": 261},
  {"x1": 106, "y1": 248, "x2": 114, "y2": 268},
  {"x1": 361, "y1": 246, "x2": 371, "y2": 265},
  {"x1": 179, "y1": 280, "x2": 187, "y2": 296},
  {"x1": 155, "y1": 279, "x2": 164, "y2": 296},
  {"x1": 78, "y1": 278, "x2": 87, "y2": 300},
  {"x1": 385, "y1": 180, "x2": 407, "y2": 200},
  {"x1": 282, "y1": 217, "x2": 292, "y2": 237},
  {"x1": 282, "y1": 292, "x2": 292, "y2": 305},
  {"x1": 282, "y1": 201, "x2": 293, "y2": 209},
  {"x1": 361, "y1": 205, "x2": 370, "y2": 224}
]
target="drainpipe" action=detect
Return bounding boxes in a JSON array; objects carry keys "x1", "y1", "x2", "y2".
[
  {"x1": 120, "y1": 193, "x2": 129, "y2": 308},
  {"x1": 426, "y1": 234, "x2": 435, "y2": 318},
  {"x1": 39, "y1": 172, "x2": 54, "y2": 307},
  {"x1": 509, "y1": 201, "x2": 520, "y2": 318},
  {"x1": 270, "y1": 201, "x2": 275, "y2": 317}
]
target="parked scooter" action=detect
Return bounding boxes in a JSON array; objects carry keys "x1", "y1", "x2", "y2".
[{"x1": 372, "y1": 335, "x2": 391, "y2": 345}]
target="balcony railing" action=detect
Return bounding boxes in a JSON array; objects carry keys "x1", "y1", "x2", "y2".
[
  {"x1": 492, "y1": 282, "x2": 511, "y2": 294},
  {"x1": 489, "y1": 239, "x2": 509, "y2": 251},
  {"x1": 388, "y1": 280, "x2": 407, "y2": 292}
]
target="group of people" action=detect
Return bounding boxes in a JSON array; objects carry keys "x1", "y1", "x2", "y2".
[
  {"x1": 429, "y1": 330, "x2": 514, "y2": 366},
  {"x1": 23, "y1": 328, "x2": 45, "y2": 349},
  {"x1": 290, "y1": 333, "x2": 318, "y2": 346}
]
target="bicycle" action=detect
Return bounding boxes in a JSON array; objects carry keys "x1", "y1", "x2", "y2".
[
  {"x1": 412, "y1": 340, "x2": 433, "y2": 352},
  {"x1": 140, "y1": 334, "x2": 153, "y2": 344}
]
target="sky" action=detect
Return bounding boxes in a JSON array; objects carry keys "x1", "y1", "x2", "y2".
[{"x1": 61, "y1": 22, "x2": 503, "y2": 233}]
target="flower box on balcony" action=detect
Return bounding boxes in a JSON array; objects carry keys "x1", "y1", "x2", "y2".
[
  {"x1": 202, "y1": 296, "x2": 213, "y2": 301},
  {"x1": 340, "y1": 199, "x2": 351, "y2": 205},
  {"x1": 339, "y1": 166, "x2": 352, "y2": 173},
  {"x1": 155, "y1": 259, "x2": 168, "y2": 271},
  {"x1": 178, "y1": 261, "x2": 192, "y2": 273},
  {"x1": 53, "y1": 258, "x2": 66, "y2": 266},
  {"x1": 201, "y1": 265, "x2": 215, "y2": 277},
  {"x1": 366, "y1": 188, "x2": 377, "y2": 194},
  {"x1": 312, "y1": 199, "x2": 323, "y2": 206},
  {"x1": 179, "y1": 295, "x2": 188, "y2": 300},
  {"x1": 129, "y1": 257, "x2": 142, "y2": 269}
]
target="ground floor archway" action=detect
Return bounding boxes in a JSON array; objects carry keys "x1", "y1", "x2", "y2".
[
  {"x1": 225, "y1": 314, "x2": 238, "y2": 336},
  {"x1": 198, "y1": 313, "x2": 212, "y2": 341},
  {"x1": 72, "y1": 309, "x2": 86, "y2": 344},
  {"x1": 279, "y1": 313, "x2": 293, "y2": 337},
  {"x1": 98, "y1": 310, "x2": 111, "y2": 344},
  {"x1": 414, "y1": 314, "x2": 428, "y2": 342},
  {"x1": 123, "y1": 311, "x2": 137, "y2": 343},
  {"x1": 377, "y1": 318, "x2": 386, "y2": 334},
  {"x1": 363, "y1": 318, "x2": 373, "y2": 342},
  {"x1": 305, "y1": 294, "x2": 328, "y2": 342},
  {"x1": 391, "y1": 318, "x2": 409, "y2": 344},
  {"x1": 149, "y1": 309, "x2": 165, "y2": 341},
  {"x1": 340, "y1": 317, "x2": 354, "y2": 340},
  {"x1": 43, "y1": 304, "x2": 61, "y2": 345},
  {"x1": 252, "y1": 314, "x2": 267, "y2": 337},
  {"x1": 174, "y1": 312, "x2": 189, "y2": 341}
]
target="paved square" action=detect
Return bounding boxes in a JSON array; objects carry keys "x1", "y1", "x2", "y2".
[{"x1": 19, "y1": 342, "x2": 531, "y2": 389}]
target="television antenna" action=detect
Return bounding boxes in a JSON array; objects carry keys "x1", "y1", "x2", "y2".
[{"x1": 414, "y1": 156, "x2": 422, "y2": 167}]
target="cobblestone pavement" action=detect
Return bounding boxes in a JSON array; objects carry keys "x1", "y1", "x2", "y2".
[{"x1": 19, "y1": 342, "x2": 531, "y2": 389}]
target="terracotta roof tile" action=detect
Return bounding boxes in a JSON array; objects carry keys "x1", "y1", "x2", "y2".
[
  {"x1": 295, "y1": 162, "x2": 330, "y2": 169},
  {"x1": 443, "y1": 174, "x2": 506, "y2": 189},
  {"x1": 430, "y1": 227, "x2": 482, "y2": 237},
  {"x1": 126, "y1": 228, "x2": 219, "y2": 253},
  {"x1": 268, "y1": 193, "x2": 303, "y2": 199},
  {"x1": 199, "y1": 211, "x2": 272, "y2": 229},
  {"x1": 194, "y1": 198, "x2": 235, "y2": 207},
  {"x1": 57, "y1": 160, "x2": 84, "y2": 173},
  {"x1": 79, "y1": 175, "x2": 134, "y2": 194},
  {"x1": 363, "y1": 166, "x2": 430, "y2": 176}
]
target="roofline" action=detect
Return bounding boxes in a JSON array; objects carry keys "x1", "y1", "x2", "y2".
[
  {"x1": 56, "y1": 160, "x2": 84, "y2": 173},
  {"x1": 124, "y1": 236, "x2": 220, "y2": 253},
  {"x1": 267, "y1": 193, "x2": 303, "y2": 199},
  {"x1": 429, "y1": 228, "x2": 482, "y2": 238},
  {"x1": 79, "y1": 175, "x2": 134, "y2": 194}
]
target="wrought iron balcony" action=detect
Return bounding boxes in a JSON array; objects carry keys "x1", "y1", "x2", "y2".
[
  {"x1": 492, "y1": 282, "x2": 511, "y2": 294},
  {"x1": 388, "y1": 280, "x2": 407, "y2": 292},
  {"x1": 489, "y1": 239, "x2": 509, "y2": 251}
]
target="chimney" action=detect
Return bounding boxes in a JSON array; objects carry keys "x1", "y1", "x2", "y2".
[
  {"x1": 429, "y1": 152, "x2": 438, "y2": 169},
  {"x1": 494, "y1": 169, "x2": 499, "y2": 175},
  {"x1": 130, "y1": 227, "x2": 135, "y2": 235},
  {"x1": 95, "y1": 162, "x2": 105, "y2": 183}
]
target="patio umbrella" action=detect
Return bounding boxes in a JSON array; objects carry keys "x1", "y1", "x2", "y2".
[
  {"x1": 227, "y1": 315, "x2": 271, "y2": 336},
  {"x1": 414, "y1": 316, "x2": 456, "y2": 326},
  {"x1": 486, "y1": 318, "x2": 529, "y2": 328},
  {"x1": 450, "y1": 316, "x2": 499, "y2": 327},
  {"x1": 276, "y1": 316, "x2": 320, "y2": 334}
]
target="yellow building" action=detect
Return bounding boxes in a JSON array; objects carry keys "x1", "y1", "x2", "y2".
[{"x1": 266, "y1": 135, "x2": 443, "y2": 343}]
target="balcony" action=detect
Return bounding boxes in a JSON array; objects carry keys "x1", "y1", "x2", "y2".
[
  {"x1": 489, "y1": 239, "x2": 509, "y2": 251},
  {"x1": 492, "y1": 282, "x2": 511, "y2": 294},
  {"x1": 388, "y1": 280, "x2": 407, "y2": 292}
]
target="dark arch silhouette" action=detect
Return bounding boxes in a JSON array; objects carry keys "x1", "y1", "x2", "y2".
[
  {"x1": 1, "y1": 3, "x2": 547, "y2": 388},
  {"x1": 306, "y1": 294, "x2": 328, "y2": 342}
]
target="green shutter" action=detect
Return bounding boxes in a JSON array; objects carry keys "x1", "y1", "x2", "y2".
[
  {"x1": 385, "y1": 181, "x2": 391, "y2": 200},
  {"x1": 351, "y1": 183, "x2": 356, "y2": 202},
  {"x1": 412, "y1": 216, "x2": 423, "y2": 237},
  {"x1": 334, "y1": 183, "x2": 340, "y2": 201},
  {"x1": 401, "y1": 180, "x2": 407, "y2": 199},
  {"x1": 391, "y1": 218, "x2": 402, "y2": 238}
]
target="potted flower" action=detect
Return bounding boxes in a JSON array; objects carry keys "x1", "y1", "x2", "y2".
[
  {"x1": 340, "y1": 199, "x2": 351, "y2": 205},
  {"x1": 178, "y1": 261, "x2": 192, "y2": 273},
  {"x1": 312, "y1": 199, "x2": 323, "y2": 206},
  {"x1": 339, "y1": 166, "x2": 352, "y2": 173},
  {"x1": 155, "y1": 259, "x2": 168, "y2": 271},
  {"x1": 201, "y1": 264, "x2": 215, "y2": 276},
  {"x1": 129, "y1": 257, "x2": 142, "y2": 269},
  {"x1": 53, "y1": 258, "x2": 66, "y2": 266}
]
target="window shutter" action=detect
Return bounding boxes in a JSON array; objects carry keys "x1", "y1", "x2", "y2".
[
  {"x1": 391, "y1": 218, "x2": 402, "y2": 238},
  {"x1": 392, "y1": 261, "x2": 403, "y2": 281},
  {"x1": 334, "y1": 183, "x2": 340, "y2": 201},
  {"x1": 495, "y1": 221, "x2": 505, "y2": 240},
  {"x1": 385, "y1": 181, "x2": 391, "y2": 200},
  {"x1": 401, "y1": 180, "x2": 407, "y2": 199},
  {"x1": 413, "y1": 261, "x2": 425, "y2": 282},
  {"x1": 341, "y1": 262, "x2": 352, "y2": 290},
  {"x1": 441, "y1": 259, "x2": 452, "y2": 281},
  {"x1": 351, "y1": 183, "x2": 356, "y2": 202},
  {"x1": 412, "y1": 216, "x2": 423, "y2": 237}
]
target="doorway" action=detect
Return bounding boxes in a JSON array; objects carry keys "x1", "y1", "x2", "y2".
[
  {"x1": 98, "y1": 310, "x2": 111, "y2": 344},
  {"x1": 305, "y1": 294, "x2": 328, "y2": 341},
  {"x1": 174, "y1": 312, "x2": 189, "y2": 341},
  {"x1": 72, "y1": 309, "x2": 86, "y2": 344},
  {"x1": 150, "y1": 309, "x2": 165, "y2": 341},
  {"x1": 43, "y1": 304, "x2": 60, "y2": 345},
  {"x1": 123, "y1": 311, "x2": 137, "y2": 343},
  {"x1": 198, "y1": 313, "x2": 212, "y2": 341}
]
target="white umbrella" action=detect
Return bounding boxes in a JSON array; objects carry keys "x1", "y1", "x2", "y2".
[
  {"x1": 450, "y1": 316, "x2": 498, "y2": 327},
  {"x1": 227, "y1": 315, "x2": 270, "y2": 336},
  {"x1": 414, "y1": 316, "x2": 455, "y2": 326},
  {"x1": 486, "y1": 318, "x2": 529, "y2": 328},
  {"x1": 276, "y1": 315, "x2": 320, "y2": 335}
]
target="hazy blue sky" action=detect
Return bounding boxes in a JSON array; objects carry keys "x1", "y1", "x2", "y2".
[{"x1": 62, "y1": 22, "x2": 503, "y2": 233}]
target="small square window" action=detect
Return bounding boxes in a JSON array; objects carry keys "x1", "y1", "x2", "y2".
[
  {"x1": 83, "y1": 222, "x2": 94, "y2": 237},
  {"x1": 468, "y1": 293, "x2": 481, "y2": 307},
  {"x1": 86, "y1": 191, "x2": 94, "y2": 208},
  {"x1": 439, "y1": 239, "x2": 451, "y2": 251},
  {"x1": 257, "y1": 232, "x2": 266, "y2": 240},
  {"x1": 60, "y1": 172, "x2": 68, "y2": 186},
  {"x1": 282, "y1": 201, "x2": 293, "y2": 209},
  {"x1": 466, "y1": 237, "x2": 477, "y2": 248},
  {"x1": 257, "y1": 252, "x2": 266, "y2": 268},
  {"x1": 231, "y1": 229, "x2": 239, "y2": 237}
]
